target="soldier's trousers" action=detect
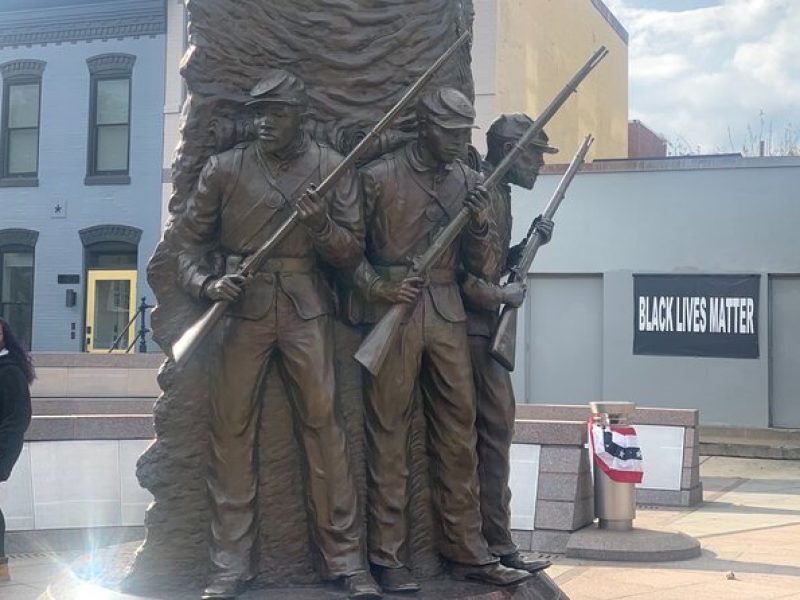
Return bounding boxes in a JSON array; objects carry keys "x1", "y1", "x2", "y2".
[
  {"x1": 469, "y1": 334, "x2": 518, "y2": 557},
  {"x1": 365, "y1": 293, "x2": 495, "y2": 568},
  {"x1": 209, "y1": 289, "x2": 362, "y2": 581}
]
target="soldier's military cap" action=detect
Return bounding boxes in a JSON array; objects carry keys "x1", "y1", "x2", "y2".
[
  {"x1": 416, "y1": 88, "x2": 478, "y2": 129},
  {"x1": 246, "y1": 70, "x2": 308, "y2": 106},
  {"x1": 488, "y1": 113, "x2": 559, "y2": 154}
]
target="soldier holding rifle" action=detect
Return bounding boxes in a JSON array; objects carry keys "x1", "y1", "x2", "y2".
[
  {"x1": 174, "y1": 70, "x2": 380, "y2": 600},
  {"x1": 348, "y1": 88, "x2": 532, "y2": 592},
  {"x1": 460, "y1": 113, "x2": 556, "y2": 572}
]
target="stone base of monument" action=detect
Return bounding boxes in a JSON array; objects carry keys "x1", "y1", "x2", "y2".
[
  {"x1": 565, "y1": 525, "x2": 701, "y2": 562},
  {"x1": 44, "y1": 542, "x2": 570, "y2": 600}
]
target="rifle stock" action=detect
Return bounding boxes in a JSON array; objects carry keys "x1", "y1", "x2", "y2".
[
  {"x1": 172, "y1": 212, "x2": 299, "y2": 367},
  {"x1": 489, "y1": 307, "x2": 517, "y2": 371},
  {"x1": 353, "y1": 303, "x2": 408, "y2": 375},
  {"x1": 355, "y1": 48, "x2": 608, "y2": 376},
  {"x1": 170, "y1": 31, "x2": 471, "y2": 368},
  {"x1": 172, "y1": 298, "x2": 230, "y2": 366},
  {"x1": 489, "y1": 134, "x2": 595, "y2": 370}
]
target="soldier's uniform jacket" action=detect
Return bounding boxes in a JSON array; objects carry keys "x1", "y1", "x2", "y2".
[
  {"x1": 461, "y1": 162, "x2": 515, "y2": 337},
  {"x1": 346, "y1": 142, "x2": 498, "y2": 325},
  {"x1": 177, "y1": 135, "x2": 363, "y2": 320}
]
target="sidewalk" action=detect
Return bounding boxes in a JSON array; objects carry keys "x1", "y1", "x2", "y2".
[
  {"x1": 553, "y1": 456, "x2": 800, "y2": 599},
  {"x1": 2, "y1": 456, "x2": 799, "y2": 599},
  {"x1": 0, "y1": 551, "x2": 79, "y2": 600}
]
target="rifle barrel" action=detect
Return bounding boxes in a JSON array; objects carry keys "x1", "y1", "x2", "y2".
[
  {"x1": 517, "y1": 134, "x2": 593, "y2": 275},
  {"x1": 490, "y1": 133, "x2": 594, "y2": 370},
  {"x1": 315, "y1": 31, "x2": 471, "y2": 199},
  {"x1": 484, "y1": 46, "x2": 607, "y2": 190}
]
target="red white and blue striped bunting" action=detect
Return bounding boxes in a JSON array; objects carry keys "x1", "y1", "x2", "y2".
[{"x1": 588, "y1": 421, "x2": 644, "y2": 484}]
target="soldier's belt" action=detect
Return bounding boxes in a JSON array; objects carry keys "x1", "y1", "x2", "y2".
[
  {"x1": 226, "y1": 255, "x2": 317, "y2": 274},
  {"x1": 258, "y1": 256, "x2": 317, "y2": 273},
  {"x1": 375, "y1": 265, "x2": 456, "y2": 284}
]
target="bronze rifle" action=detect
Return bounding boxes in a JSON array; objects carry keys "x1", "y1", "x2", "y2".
[
  {"x1": 171, "y1": 30, "x2": 472, "y2": 367},
  {"x1": 354, "y1": 46, "x2": 609, "y2": 376},
  {"x1": 489, "y1": 134, "x2": 594, "y2": 370}
]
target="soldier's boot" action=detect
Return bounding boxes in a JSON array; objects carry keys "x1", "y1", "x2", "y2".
[
  {"x1": 450, "y1": 562, "x2": 532, "y2": 586},
  {"x1": 499, "y1": 551, "x2": 551, "y2": 573},
  {"x1": 0, "y1": 557, "x2": 9, "y2": 582},
  {"x1": 374, "y1": 565, "x2": 421, "y2": 593},
  {"x1": 341, "y1": 570, "x2": 383, "y2": 599},
  {"x1": 200, "y1": 575, "x2": 249, "y2": 599}
]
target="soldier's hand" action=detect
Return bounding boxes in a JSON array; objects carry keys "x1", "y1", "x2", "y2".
[
  {"x1": 465, "y1": 185, "x2": 490, "y2": 228},
  {"x1": 533, "y1": 215, "x2": 554, "y2": 244},
  {"x1": 372, "y1": 276, "x2": 425, "y2": 304},
  {"x1": 297, "y1": 185, "x2": 329, "y2": 233},
  {"x1": 204, "y1": 274, "x2": 245, "y2": 302},
  {"x1": 501, "y1": 281, "x2": 527, "y2": 308},
  {"x1": 506, "y1": 241, "x2": 526, "y2": 270}
]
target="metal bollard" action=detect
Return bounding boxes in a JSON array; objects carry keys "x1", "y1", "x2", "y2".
[{"x1": 589, "y1": 401, "x2": 637, "y2": 531}]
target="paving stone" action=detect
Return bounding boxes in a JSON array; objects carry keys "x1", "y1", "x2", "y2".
[
  {"x1": 534, "y1": 500, "x2": 578, "y2": 531},
  {"x1": 31, "y1": 353, "x2": 165, "y2": 368},
  {"x1": 634, "y1": 487, "x2": 701, "y2": 508},
  {"x1": 684, "y1": 426, "x2": 697, "y2": 449},
  {"x1": 7, "y1": 527, "x2": 145, "y2": 554},
  {"x1": 572, "y1": 496, "x2": 595, "y2": 529},
  {"x1": 74, "y1": 415, "x2": 154, "y2": 439},
  {"x1": 687, "y1": 483, "x2": 703, "y2": 505},
  {"x1": 515, "y1": 405, "x2": 698, "y2": 427},
  {"x1": 513, "y1": 420, "x2": 586, "y2": 445},
  {"x1": 26, "y1": 416, "x2": 153, "y2": 441},
  {"x1": 25, "y1": 416, "x2": 76, "y2": 441},
  {"x1": 683, "y1": 444, "x2": 698, "y2": 468},
  {"x1": 529, "y1": 530, "x2": 572, "y2": 554},
  {"x1": 510, "y1": 529, "x2": 533, "y2": 551},
  {"x1": 538, "y1": 447, "x2": 584, "y2": 474},
  {"x1": 565, "y1": 525, "x2": 701, "y2": 561},
  {"x1": 576, "y1": 472, "x2": 593, "y2": 499},
  {"x1": 537, "y1": 473, "x2": 580, "y2": 502},
  {"x1": 32, "y1": 398, "x2": 156, "y2": 416},
  {"x1": 681, "y1": 465, "x2": 700, "y2": 489}
]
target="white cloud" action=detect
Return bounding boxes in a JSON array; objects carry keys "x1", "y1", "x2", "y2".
[{"x1": 606, "y1": 0, "x2": 800, "y2": 153}]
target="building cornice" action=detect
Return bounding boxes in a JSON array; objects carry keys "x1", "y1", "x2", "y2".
[
  {"x1": 0, "y1": 228, "x2": 40, "y2": 248},
  {"x1": 589, "y1": 0, "x2": 629, "y2": 45},
  {"x1": 0, "y1": 59, "x2": 46, "y2": 80},
  {"x1": 79, "y1": 224, "x2": 142, "y2": 247},
  {"x1": 0, "y1": 1, "x2": 166, "y2": 49},
  {"x1": 541, "y1": 154, "x2": 800, "y2": 175},
  {"x1": 87, "y1": 53, "x2": 136, "y2": 76}
]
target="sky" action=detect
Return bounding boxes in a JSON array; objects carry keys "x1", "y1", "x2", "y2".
[{"x1": 603, "y1": 0, "x2": 800, "y2": 154}]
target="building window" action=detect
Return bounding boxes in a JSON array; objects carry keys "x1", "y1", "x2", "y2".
[
  {"x1": 85, "y1": 54, "x2": 135, "y2": 185},
  {"x1": 0, "y1": 229, "x2": 38, "y2": 350},
  {"x1": 0, "y1": 60, "x2": 45, "y2": 186}
]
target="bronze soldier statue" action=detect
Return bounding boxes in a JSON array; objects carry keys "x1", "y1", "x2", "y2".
[
  {"x1": 348, "y1": 89, "x2": 532, "y2": 592},
  {"x1": 174, "y1": 70, "x2": 380, "y2": 600},
  {"x1": 461, "y1": 113, "x2": 557, "y2": 572}
]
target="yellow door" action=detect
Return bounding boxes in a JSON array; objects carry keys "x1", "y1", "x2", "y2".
[{"x1": 85, "y1": 269, "x2": 137, "y2": 353}]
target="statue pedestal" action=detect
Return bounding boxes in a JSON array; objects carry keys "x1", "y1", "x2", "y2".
[{"x1": 45, "y1": 542, "x2": 570, "y2": 599}]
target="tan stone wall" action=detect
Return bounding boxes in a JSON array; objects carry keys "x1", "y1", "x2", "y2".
[{"x1": 494, "y1": 0, "x2": 628, "y2": 160}]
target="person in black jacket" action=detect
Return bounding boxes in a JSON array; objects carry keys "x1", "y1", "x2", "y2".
[{"x1": 0, "y1": 317, "x2": 34, "y2": 582}]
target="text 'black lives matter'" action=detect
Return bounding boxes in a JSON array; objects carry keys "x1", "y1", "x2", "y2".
[{"x1": 633, "y1": 274, "x2": 759, "y2": 359}]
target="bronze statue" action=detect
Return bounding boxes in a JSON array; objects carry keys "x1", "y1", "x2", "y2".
[
  {"x1": 461, "y1": 113, "x2": 557, "y2": 573},
  {"x1": 173, "y1": 70, "x2": 380, "y2": 599},
  {"x1": 130, "y1": 3, "x2": 576, "y2": 598},
  {"x1": 346, "y1": 88, "x2": 532, "y2": 592}
]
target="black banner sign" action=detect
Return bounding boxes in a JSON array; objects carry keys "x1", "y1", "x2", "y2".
[{"x1": 633, "y1": 274, "x2": 760, "y2": 359}]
